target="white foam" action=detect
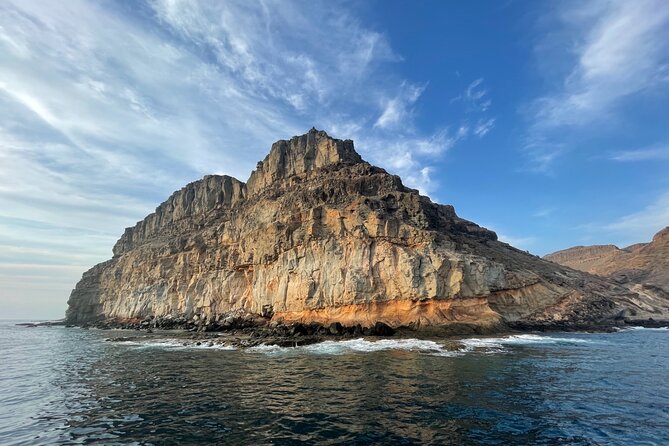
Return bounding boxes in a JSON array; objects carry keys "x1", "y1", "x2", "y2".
[
  {"x1": 306, "y1": 338, "x2": 446, "y2": 354},
  {"x1": 248, "y1": 338, "x2": 460, "y2": 356},
  {"x1": 113, "y1": 339, "x2": 236, "y2": 350},
  {"x1": 246, "y1": 343, "x2": 290, "y2": 354},
  {"x1": 113, "y1": 332, "x2": 603, "y2": 356},
  {"x1": 460, "y1": 333, "x2": 591, "y2": 352},
  {"x1": 459, "y1": 338, "x2": 504, "y2": 348},
  {"x1": 624, "y1": 326, "x2": 669, "y2": 331}
]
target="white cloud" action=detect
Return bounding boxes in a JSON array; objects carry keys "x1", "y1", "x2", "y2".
[
  {"x1": 448, "y1": 78, "x2": 495, "y2": 141},
  {"x1": 576, "y1": 190, "x2": 669, "y2": 247},
  {"x1": 353, "y1": 127, "x2": 470, "y2": 196},
  {"x1": 150, "y1": 0, "x2": 399, "y2": 112},
  {"x1": 533, "y1": 208, "x2": 555, "y2": 218},
  {"x1": 474, "y1": 118, "x2": 495, "y2": 138},
  {"x1": 374, "y1": 100, "x2": 403, "y2": 130},
  {"x1": 540, "y1": 1, "x2": 669, "y2": 126},
  {"x1": 374, "y1": 83, "x2": 426, "y2": 130},
  {"x1": 451, "y1": 77, "x2": 492, "y2": 112},
  {"x1": 466, "y1": 78, "x2": 491, "y2": 112},
  {"x1": 481, "y1": 221, "x2": 538, "y2": 252},
  {"x1": 525, "y1": 0, "x2": 669, "y2": 169},
  {"x1": 497, "y1": 234, "x2": 537, "y2": 251},
  {"x1": 405, "y1": 167, "x2": 434, "y2": 197},
  {"x1": 611, "y1": 145, "x2": 669, "y2": 162},
  {"x1": 604, "y1": 191, "x2": 669, "y2": 240}
]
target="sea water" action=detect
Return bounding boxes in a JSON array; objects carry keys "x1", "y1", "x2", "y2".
[{"x1": 1, "y1": 321, "x2": 667, "y2": 445}]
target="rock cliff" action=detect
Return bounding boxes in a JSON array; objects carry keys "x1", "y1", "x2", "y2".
[{"x1": 66, "y1": 129, "x2": 665, "y2": 331}]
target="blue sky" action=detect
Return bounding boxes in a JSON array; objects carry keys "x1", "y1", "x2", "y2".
[{"x1": 1, "y1": 0, "x2": 668, "y2": 319}]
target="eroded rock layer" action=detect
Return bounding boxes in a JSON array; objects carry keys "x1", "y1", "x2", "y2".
[{"x1": 66, "y1": 129, "x2": 665, "y2": 330}]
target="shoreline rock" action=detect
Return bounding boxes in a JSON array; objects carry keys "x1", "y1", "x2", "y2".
[
  {"x1": 99, "y1": 317, "x2": 669, "y2": 351},
  {"x1": 90, "y1": 314, "x2": 397, "y2": 338},
  {"x1": 85, "y1": 311, "x2": 669, "y2": 345}
]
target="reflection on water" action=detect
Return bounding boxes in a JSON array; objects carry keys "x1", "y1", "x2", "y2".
[{"x1": 1, "y1": 323, "x2": 668, "y2": 445}]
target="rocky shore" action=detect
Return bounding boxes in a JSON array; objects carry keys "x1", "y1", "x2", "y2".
[
  {"x1": 93, "y1": 312, "x2": 394, "y2": 336},
  {"x1": 101, "y1": 320, "x2": 396, "y2": 350},
  {"x1": 17, "y1": 310, "x2": 668, "y2": 351},
  {"x1": 65, "y1": 310, "x2": 669, "y2": 351}
]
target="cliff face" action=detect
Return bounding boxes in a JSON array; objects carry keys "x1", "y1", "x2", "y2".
[
  {"x1": 66, "y1": 129, "x2": 665, "y2": 330},
  {"x1": 545, "y1": 227, "x2": 669, "y2": 310}
]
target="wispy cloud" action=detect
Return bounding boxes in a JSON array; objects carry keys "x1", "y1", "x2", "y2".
[
  {"x1": 327, "y1": 125, "x2": 469, "y2": 196},
  {"x1": 524, "y1": 0, "x2": 669, "y2": 170},
  {"x1": 604, "y1": 191, "x2": 669, "y2": 239},
  {"x1": 611, "y1": 145, "x2": 669, "y2": 162},
  {"x1": 451, "y1": 77, "x2": 492, "y2": 112},
  {"x1": 497, "y1": 234, "x2": 537, "y2": 251},
  {"x1": 482, "y1": 221, "x2": 537, "y2": 252},
  {"x1": 533, "y1": 208, "x2": 555, "y2": 218},
  {"x1": 449, "y1": 78, "x2": 496, "y2": 144},
  {"x1": 577, "y1": 190, "x2": 669, "y2": 247},
  {"x1": 150, "y1": 0, "x2": 400, "y2": 112},
  {"x1": 374, "y1": 82, "x2": 426, "y2": 130},
  {"x1": 474, "y1": 118, "x2": 496, "y2": 138}
]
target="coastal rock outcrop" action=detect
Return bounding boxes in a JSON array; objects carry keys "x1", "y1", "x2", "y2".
[{"x1": 66, "y1": 129, "x2": 666, "y2": 331}]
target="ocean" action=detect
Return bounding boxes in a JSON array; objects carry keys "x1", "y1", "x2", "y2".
[{"x1": 0, "y1": 321, "x2": 667, "y2": 445}]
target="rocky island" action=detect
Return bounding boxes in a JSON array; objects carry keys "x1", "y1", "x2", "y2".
[{"x1": 65, "y1": 129, "x2": 667, "y2": 338}]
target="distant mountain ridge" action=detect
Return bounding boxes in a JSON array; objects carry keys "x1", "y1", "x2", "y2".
[{"x1": 545, "y1": 227, "x2": 669, "y2": 316}]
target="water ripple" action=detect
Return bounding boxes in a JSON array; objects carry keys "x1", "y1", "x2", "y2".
[{"x1": 1, "y1": 323, "x2": 667, "y2": 445}]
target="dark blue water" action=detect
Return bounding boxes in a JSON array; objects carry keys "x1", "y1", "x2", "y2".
[{"x1": 1, "y1": 322, "x2": 667, "y2": 445}]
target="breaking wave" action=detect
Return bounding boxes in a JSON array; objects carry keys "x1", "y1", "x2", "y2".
[
  {"x1": 114, "y1": 332, "x2": 603, "y2": 356},
  {"x1": 246, "y1": 334, "x2": 593, "y2": 356},
  {"x1": 623, "y1": 326, "x2": 669, "y2": 331},
  {"x1": 247, "y1": 338, "x2": 459, "y2": 356},
  {"x1": 111, "y1": 338, "x2": 236, "y2": 350},
  {"x1": 460, "y1": 334, "x2": 593, "y2": 352}
]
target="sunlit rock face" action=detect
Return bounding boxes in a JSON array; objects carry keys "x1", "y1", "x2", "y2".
[{"x1": 66, "y1": 129, "x2": 663, "y2": 330}]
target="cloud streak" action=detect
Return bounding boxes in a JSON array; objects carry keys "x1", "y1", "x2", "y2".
[
  {"x1": 451, "y1": 78, "x2": 492, "y2": 112},
  {"x1": 611, "y1": 145, "x2": 669, "y2": 162},
  {"x1": 575, "y1": 190, "x2": 669, "y2": 248},
  {"x1": 524, "y1": 0, "x2": 669, "y2": 170},
  {"x1": 604, "y1": 191, "x2": 669, "y2": 240},
  {"x1": 374, "y1": 82, "x2": 426, "y2": 130}
]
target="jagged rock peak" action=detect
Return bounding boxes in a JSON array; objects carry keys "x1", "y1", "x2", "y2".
[
  {"x1": 112, "y1": 129, "x2": 362, "y2": 257},
  {"x1": 112, "y1": 175, "x2": 245, "y2": 256},
  {"x1": 246, "y1": 128, "x2": 363, "y2": 195},
  {"x1": 652, "y1": 226, "x2": 669, "y2": 243}
]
